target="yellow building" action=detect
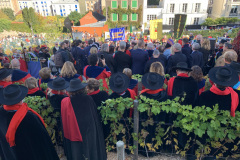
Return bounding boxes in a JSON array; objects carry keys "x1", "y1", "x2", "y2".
[{"x1": 210, "y1": 0, "x2": 240, "y2": 19}]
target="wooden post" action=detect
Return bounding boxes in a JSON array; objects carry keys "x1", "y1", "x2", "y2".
[
  {"x1": 133, "y1": 100, "x2": 139, "y2": 160},
  {"x1": 116, "y1": 141, "x2": 125, "y2": 160}
]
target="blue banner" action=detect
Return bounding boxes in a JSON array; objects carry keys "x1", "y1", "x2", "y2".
[{"x1": 109, "y1": 27, "x2": 125, "y2": 41}]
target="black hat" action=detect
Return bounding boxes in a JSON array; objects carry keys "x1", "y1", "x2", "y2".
[
  {"x1": 66, "y1": 78, "x2": 87, "y2": 92},
  {"x1": 142, "y1": 73, "x2": 164, "y2": 90},
  {"x1": 47, "y1": 77, "x2": 69, "y2": 90},
  {"x1": 109, "y1": 73, "x2": 130, "y2": 93},
  {"x1": 208, "y1": 66, "x2": 239, "y2": 87},
  {"x1": 172, "y1": 62, "x2": 192, "y2": 72},
  {"x1": 230, "y1": 61, "x2": 240, "y2": 74},
  {"x1": 0, "y1": 69, "x2": 12, "y2": 81},
  {"x1": 0, "y1": 84, "x2": 28, "y2": 105}
]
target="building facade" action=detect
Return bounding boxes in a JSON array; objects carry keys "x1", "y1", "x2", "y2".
[
  {"x1": 142, "y1": 0, "x2": 208, "y2": 31},
  {"x1": 85, "y1": 0, "x2": 101, "y2": 13},
  {"x1": 102, "y1": 0, "x2": 143, "y2": 25},
  {"x1": 210, "y1": 0, "x2": 240, "y2": 19},
  {"x1": 0, "y1": 0, "x2": 20, "y2": 14},
  {"x1": 52, "y1": 0, "x2": 79, "y2": 17}
]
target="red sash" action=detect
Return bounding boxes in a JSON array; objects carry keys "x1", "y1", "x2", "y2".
[
  {"x1": 167, "y1": 73, "x2": 189, "y2": 96},
  {"x1": 127, "y1": 89, "x2": 136, "y2": 118},
  {"x1": 141, "y1": 88, "x2": 165, "y2": 95},
  {"x1": 28, "y1": 87, "x2": 39, "y2": 94},
  {"x1": 0, "y1": 81, "x2": 12, "y2": 88},
  {"x1": 61, "y1": 97, "x2": 83, "y2": 141},
  {"x1": 51, "y1": 90, "x2": 65, "y2": 95},
  {"x1": 210, "y1": 85, "x2": 238, "y2": 117},
  {"x1": 83, "y1": 65, "x2": 89, "y2": 79},
  {"x1": 88, "y1": 89, "x2": 100, "y2": 96},
  {"x1": 4, "y1": 103, "x2": 45, "y2": 147}
]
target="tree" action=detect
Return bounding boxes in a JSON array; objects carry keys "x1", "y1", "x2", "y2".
[
  {"x1": 1, "y1": 8, "x2": 15, "y2": 20},
  {"x1": 68, "y1": 11, "x2": 82, "y2": 26},
  {"x1": 0, "y1": 10, "x2": 10, "y2": 20},
  {"x1": 0, "y1": 19, "x2": 11, "y2": 32},
  {"x1": 15, "y1": 14, "x2": 24, "y2": 22},
  {"x1": 22, "y1": 7, "x2": 37, "y2": 35},
  {"x1": 201, "y1": 18, "x2": 216, "y2": 26}
]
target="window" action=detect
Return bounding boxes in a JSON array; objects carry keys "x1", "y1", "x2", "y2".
[
  {"x1": 182, "y1": 3, "x2": 187, "y2": 12},
  {"x1": 209, "y1": 0, "x2": 213, "y2": 4},
  {"x1": 111, "y1": 0, "x2": 117, "y2": 8},
  {"x1": 41, "y1": 1, "x2": 43, "y2": 4},
  {"x1": 170, "y1": 4, "x2": 174, "y2": 13},
  {"x1": 195, "y1": 3, "x2": 200, "y2": 12},
  {"x1": 122, "y1": 0, "x2": 127, "y2": 8},
  {"x1": 230, "y1": 6, "x2": 238, "y2": 13},
  {"x1": 131, "y1": 13, "x2": 137, "y2": 21},
  {"x1": 207, "y1": 7, "x2": 212, "y2": 14},
  {"x1": 132, "y1": 0, "x2": 137, "y2": 8},
  {"x1": 193, "y1": 18, "x2": 199, "y2": 25},
  {"x1": 122, "y1": 14, "x2": 128, "y2": 21},
  {"x1": 75, "y1": 5, "x2": 77, "y2": 8},
  {"x1": 147, "y1": 15, "x2": 157, "y2": 21},
  {"x1": 63, "y1": 5, "x2": 65, "y2": 8},
  {"x1": 112, "y1": 13, "x2": 118, "y2": 21},
  {"x1": 169, "y1": 18, "x2": 174, "y2": 25}
]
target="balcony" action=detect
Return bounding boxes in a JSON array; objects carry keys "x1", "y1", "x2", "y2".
[
  {"x1": 147, "y1": 5, "x2": 161, "y2": 8},
  {"x1": 229, "y1": 13, "x2": 239, "y2": 16}
]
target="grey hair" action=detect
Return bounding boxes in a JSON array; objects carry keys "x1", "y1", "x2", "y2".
[
  {"x1": 192, "y1": 43, "x2": 201, "y2": 50},
  {"x1": 147, "y1": 42, "x2": 154, "y2": 50},
  {"x1": 173, "y1": 43, "x2": 182, "y2": 52},
  {"x1": 119, "y1": 41, "x2": 126, "y2": 50},
  {"x1": 101, "y1": 43, "x2": 109, "y2": 52},
  {"x1": 11, "y1": 59, "x2": 20, "y2": 69},
  {"x1": 153, "y1": 49, "x2": 160, "y2": 56}
]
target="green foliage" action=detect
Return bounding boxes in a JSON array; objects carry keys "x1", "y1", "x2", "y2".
[
  {"x1": 10, "y1": 23, "x2": 31, "y2": 33},
  {"x1": 201, "y1": 17, "x2": 240, "y2": 26},
  {"x1": 105, "y1": 5, "x2": 143, "y2": 29},
  {"x1": 100, "y1": 95, "x2": 240, "y2": 158},
  {"x1": 40, "y1": 83, "x2": 48, "y2": 91},
  {"x1": 24, "y1": 96, "x2": 60, "y2": 145},
  {"x1": 1, "y1": 8, "x2": 15, "y2": 20},
  {"x1": 0, "y1": 10, "x2": 10, "y2": 20},
  {"x1": 22, "y1": 7, "x2": 37, "y2": 34},
  {"x1": 0, "y1": 19, "x2": 11, "y2": 32},
  {"x1": 68, "y1": 11, "x2": 82, "y2": 26}
]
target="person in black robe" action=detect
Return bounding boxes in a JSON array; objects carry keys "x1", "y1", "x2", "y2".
[
  {"x1": 87, "y1": 78, "x2": 108, "y2": 108},
  {"x1": 47, "y1": 77, "x2": 69, "y2": 145},
  {"x1": 25, "y1": 77, "x2": 46, "y2": 98},
  {"x1": 167, "y1": 62, "x2": 199, "y2": 105},
  {"x1": 139, "y1": 72, "x2": 168, "y2": 156},
  {"x1": 0, "y1": 84, "x2": 59, "y2": 160},
  {"x1": 194, "y1": 66, "x2": 240, "y2": 159},
  {"x1": 61, "y1": 78, "x2": 107, "y2": 160}
]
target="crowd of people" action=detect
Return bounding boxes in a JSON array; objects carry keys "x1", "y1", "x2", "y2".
[{"x1": 0, "y1": 32, "x2": 239, "y2": 160}]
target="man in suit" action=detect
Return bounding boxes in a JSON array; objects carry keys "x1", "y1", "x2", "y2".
[
  {"x1": 182, "y1": 38, "x2": 192, "y2": 68},
  {"x1": 131, "y1": 39, "x2": 149, "y2": 75},
  {"x1": 166, "y1": 43, "x2": 187, "y2": 76},
  {"x1": 191, "y1": 43, "x2": 204, "y2": 68}
]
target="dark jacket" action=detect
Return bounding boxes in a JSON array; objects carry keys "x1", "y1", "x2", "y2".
[
  {"x1": 84, "y1": 46, "x2": 91, "y2": 56},
  {"x1": 182, "y1": 44, "x2": 193, "y2": 68},
  {"x1": 166, "y1": 52, "x2": 187, "y2": 76},
  {"x1": 216, "y1": 49, "x2": 223, "y2": 59},
  {"x1": 144, "y1": 55, "x2": 167, "y2": 73},
  {"x1": 199, "y1": 47, "x2": 210, "y2": 65},
  {"x1": 131, "y1": 49, "x2": 149, "y2": 75},
  {"x1": 53, "y1": 47, "x2": 58, "y2": 55},
  {"x1": 71, "y1": 47, "x2": 87, "y2": 74},
  {"x1": 147, "y1": 50, "x2": 154, "y2": 58},
  {"x1": 98, "y1": 51, "x2": 116, "y2": 73},
  {"x1": 57, "y1": 48, "x2": 70, "y2": 63},
  {"x1": 114, "y1": 51, "x2": 132, "y2": 72},
  {"x1": 191, "y1": 50, "x2": 204, "y2": 68}
]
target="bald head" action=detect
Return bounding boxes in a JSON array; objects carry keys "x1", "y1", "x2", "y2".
[{"x1": 11, "y1": 59, "x2": 20, "y2": 69}]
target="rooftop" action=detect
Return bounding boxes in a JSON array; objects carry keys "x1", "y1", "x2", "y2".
[
  {"x1": 78, "y1": 21, "x2": 106, "y2": 27},
  {"x1": 52, "y1": 0, "x2": 78, "y2": 4}
]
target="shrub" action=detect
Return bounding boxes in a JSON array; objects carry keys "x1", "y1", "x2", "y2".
[{"x1": 0, "y1": 19, "x2": 11, "y2": 32}]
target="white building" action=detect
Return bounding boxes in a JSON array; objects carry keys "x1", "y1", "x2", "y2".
[
  {"x1": 142, "y1": 0, "x2": 208, "y2": 32},
  {"x1": 18, "y1": 0, "x2": 56, "y2": 16},
  {"x1": 52, "y1": 0, "x2": 80, "y2": 17},
  {"x1": 18, "y1": 0, "x2": 79, "y2": 17}
]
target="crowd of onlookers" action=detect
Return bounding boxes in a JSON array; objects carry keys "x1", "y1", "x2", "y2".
[{"x1": 0, "y1": 33, "x2": 240, "y2": 160}]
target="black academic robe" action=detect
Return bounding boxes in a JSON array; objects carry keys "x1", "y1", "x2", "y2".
[
  {"x1": 0, "y1": 107, "x2": 59, "y2": 160},
  {"x1": 169, "y1": 76, "x2": 199, "y2": 105},
  {"x1": 90, "y1": 91, "x2": 109, "y2": 108},
  {"x1": 63, "y1": 94, "x2": 107, "y2": 160}
]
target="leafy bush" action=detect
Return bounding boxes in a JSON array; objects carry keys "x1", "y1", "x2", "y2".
[
  {"x1": 0, "y1": 19, "x2": 11, "y2": 32},
  {"x1": 99, "y1": 96, "x2": 240, "y2": 159},
  {"x1": 10, "y1": 23, "x2": 31, "y2": 33},
  {"x1": 1, "y1": 8, "x2": 15, "y2": 20}
]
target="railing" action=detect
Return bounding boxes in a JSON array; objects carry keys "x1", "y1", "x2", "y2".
[
  {"x1": 147, "y1": 5, "x2": 162, "y2": 8},
  {"x1": 229, "y1": 13, "x2": 238, "y2": 16}
]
